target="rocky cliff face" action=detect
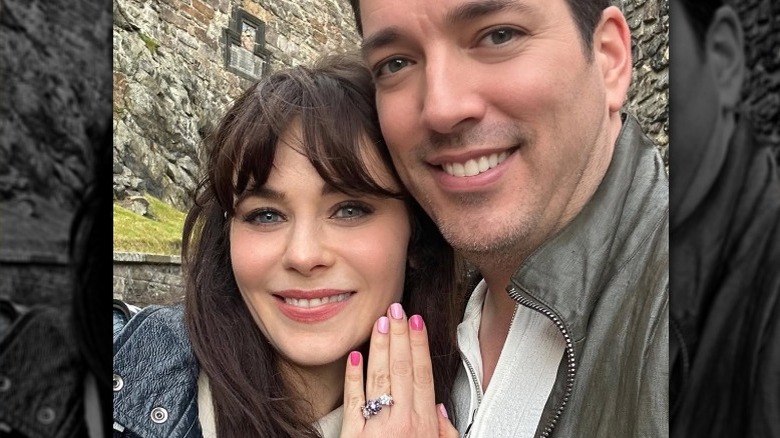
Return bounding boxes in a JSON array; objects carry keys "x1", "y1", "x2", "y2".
[
  {"x1": 0, "y1": 0, "x2": 111, "y2": 254},
  {"x1": 112, "y1": 0, "x2": 361, "y2": 210}
]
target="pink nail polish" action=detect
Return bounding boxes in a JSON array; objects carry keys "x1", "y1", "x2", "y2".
[
  {"x1": 349, "y1": 351, "x2": 361, "y2": 366},
  {"x1": 390, "y1": 303, "x2": 404, "y2": 319},
  {"x1": 409, "y1": 314, "x2": 424, "y2": 331},
  {"x1": 377, "y1": 316, "x2": 390, "y2": 334},
  {"x1": 439, "y1": 404, "x2": 448, "y2": 419}
]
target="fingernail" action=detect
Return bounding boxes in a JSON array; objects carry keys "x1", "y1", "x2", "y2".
[
  {"x1": 377, "y1": 316, "x2": 389, "y2": 334},
  {"x1": 438, "y1": 403, "x2": 448, "y2": 419},
  {"x1": 349, "y1": 351, "x2": 361, "y2": 366},
  {"x1": 390, "y1": 303, "x2": 404, "y2": 319},
  {"x1": 409, "y1": 314, "x2": 424, "y2": 331}
]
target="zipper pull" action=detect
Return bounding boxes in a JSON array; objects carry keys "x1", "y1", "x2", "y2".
[{"x1": 463, "y1": 408, "x2": 477, "y2": 438}]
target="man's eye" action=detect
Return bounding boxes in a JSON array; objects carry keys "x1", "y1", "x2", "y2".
[
  {"x1": 480, "y1": 28, "x2": 520, "y2": 46},
  {"x1": 375, "y1": 58, "x2": 409, "y2": 77}
]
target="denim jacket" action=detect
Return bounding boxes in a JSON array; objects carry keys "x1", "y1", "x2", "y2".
[{"x1": 112, "y1": 304, "x2": 202, "y2": 437}]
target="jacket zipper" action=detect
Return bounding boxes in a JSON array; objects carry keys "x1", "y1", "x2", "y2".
[
  {"x1": 461, "y1": 355, "x2": 480, "y2": 438},
  {"x1": 462, "y1": 303, "x2": 519, "y2": 438},
  {"x1": 506, "y1": 285, "x2": 576, "y2": 438}
]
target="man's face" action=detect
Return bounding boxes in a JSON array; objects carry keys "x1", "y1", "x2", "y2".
[
  {"x1": 359, "y1": 0, "x2": 619, "y2": 261},
  {"x1": 669, "y1": 0, "x2": 724, "y2": 229}
]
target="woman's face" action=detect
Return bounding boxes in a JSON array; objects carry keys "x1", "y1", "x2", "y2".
[{"x1": 230, "y1": 120, "x2": 410, "y2": 368}]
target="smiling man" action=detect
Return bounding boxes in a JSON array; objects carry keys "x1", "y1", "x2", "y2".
[{"x1": 349, "y1": 0, "x2": 668, "y2": 436}]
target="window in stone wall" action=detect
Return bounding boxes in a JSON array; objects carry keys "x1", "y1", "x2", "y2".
[{"x1": 224, "y1": 9, "x2": 271, "y2": 81}]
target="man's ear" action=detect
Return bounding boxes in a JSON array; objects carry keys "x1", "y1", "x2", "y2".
[
  {"x1": 593, "y1": 6, "x2": 633, "y2": 113},
  {"x1": 705, "y1": 6, "x2": 745, "y2": 109}
]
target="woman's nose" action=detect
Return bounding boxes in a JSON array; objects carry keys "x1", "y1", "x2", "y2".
[{"x1": 281, "y1": 221, "x2": 335, "y2": 275}]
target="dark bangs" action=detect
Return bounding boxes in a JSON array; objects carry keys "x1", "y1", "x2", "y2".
[{"x1": 208, "y1": 53, "x2": 403, "y2": 217}]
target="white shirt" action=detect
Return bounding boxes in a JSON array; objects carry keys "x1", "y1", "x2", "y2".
[
  {"x1": 453, "y1": 280, "x2": 566, "y2": 437},
  {"x1": 197, "y1": 372, "x2": 343, "y2": 437}
]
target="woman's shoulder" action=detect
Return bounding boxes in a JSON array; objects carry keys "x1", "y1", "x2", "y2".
[
  {"x1": 113, "y1": 303, "x2": 196, "y2": 376},
  {"x1": 114, "y1": 303, "x2": 186, "y2": 339},
  {"x1": 113, "y1": 304, "x2": 202, "y2": 438}
]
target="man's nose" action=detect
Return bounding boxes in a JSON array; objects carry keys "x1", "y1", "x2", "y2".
[{"x1": 420, "y1": 52, "x2": 486, "y2": 135}]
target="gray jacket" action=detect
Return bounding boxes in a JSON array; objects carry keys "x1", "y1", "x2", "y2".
[
  {"x1": 670, "y1": 118, "x2": 780, "y2": 437},
  {"x1": 495, "y1": 114, "x2": 668, "y2": 437}
]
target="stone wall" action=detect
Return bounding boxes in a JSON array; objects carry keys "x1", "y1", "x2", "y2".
[
  {"x1": 112, "y1": 0, "x2": 360, "y2": 210},
  {"x1": 727, "y1": 0, "x2": 779, "y2": 147},
  {"x1": 113, "y1": 0, "x2": 669, "y2": 210},
  {"x1": 0, "y1": 257, "x2": 71, "y2": 308},
  {"x1": 1, "y1": 0, "x2": 111, "y2": 308},
  {"x1": 621, "y1": 0, "x2": 670, "y2": 162},
  {"x1": 0, "y1": 0, "x2": 112, "y2": 214},
  {"x1": 113, "y1": 252, "x2": 184, "y2": 306}
]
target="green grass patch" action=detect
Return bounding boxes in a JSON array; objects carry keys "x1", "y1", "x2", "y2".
[{"x1": 114, "y1": 194, "x2": 186, "y2": 255}]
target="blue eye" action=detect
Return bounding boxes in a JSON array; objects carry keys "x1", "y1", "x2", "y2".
[
  {"x1": 331, "y1": 203, "x2": 373, "y2": 220},
  {"x1": 246, "y1": 209, "x2": 285, "y2": 224},
  {"x1": 375, "y1": 58, "x2": 410, "y2": 77}
]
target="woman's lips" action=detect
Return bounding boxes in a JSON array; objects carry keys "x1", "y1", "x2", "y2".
[{"x1": 274, "y1": 290, "x2": 355, "y2": 323}]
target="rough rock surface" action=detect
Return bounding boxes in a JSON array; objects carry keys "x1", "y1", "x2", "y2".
[
  {"x1": 727, "y1": 0, "x2": 779, "y2": 148},
  {"x1": 0, "y1": 0, "x2": 112, "y2": 303}
]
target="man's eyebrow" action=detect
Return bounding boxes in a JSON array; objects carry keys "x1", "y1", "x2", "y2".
[
  {"x1": 360, "y1": 0, "x2": 532, "y2": 57},
  {"x1": 446, "y1": 0, "x2": 533, "y2": 26},
  {"x1": 361, "y1": 26, "x2": 402, "y2": 59}
]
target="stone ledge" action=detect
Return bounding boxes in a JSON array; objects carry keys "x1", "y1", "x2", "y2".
[
  {"x1": 113, "y1": 252, "x2": 181, "y2": 265},
  {"x1": 0, "y1": 249, "x2": 69, "y2": 265}
]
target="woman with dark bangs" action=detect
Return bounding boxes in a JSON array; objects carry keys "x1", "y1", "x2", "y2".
[{"x1": 112, "y1": 54, "x2": 463, "y2": 437}]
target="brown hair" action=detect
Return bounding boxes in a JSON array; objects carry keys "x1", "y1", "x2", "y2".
[{"x1": 182, "y1": 53, "x2": 464, "y2": 436}]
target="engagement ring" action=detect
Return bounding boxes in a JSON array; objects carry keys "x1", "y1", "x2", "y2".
[{"x1": 361, "y1": 393, "x2": 394, "y2": 419}]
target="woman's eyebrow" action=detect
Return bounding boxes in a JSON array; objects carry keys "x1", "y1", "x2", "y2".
[
  {"x1": 235, "y1": 186, "x2": 286, "y2": 205},
  {"x1": 236, "y1": 182, "x2": 340, "y2": 205}
]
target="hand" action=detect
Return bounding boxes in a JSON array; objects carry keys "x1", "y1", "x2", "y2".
[{"x1": 341, "y1": 303, "x2": 459, "y2": 438}]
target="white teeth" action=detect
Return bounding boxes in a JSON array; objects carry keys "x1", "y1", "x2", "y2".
[
  {"x1": 283, "y1": 292, "x2": 351, "y2": 308},
  {"x1": 464, "y1": 159, "x2": 479, "y2": 177},
  {"x1": 452, "y1": 162, "x2": 465, "y2": 177},
  {"x1": 478, "y1": 156, "x2": 490, "y2": 172},
  {"x1": 441, "y1": 151, "x2": 511, "y2": 177}
]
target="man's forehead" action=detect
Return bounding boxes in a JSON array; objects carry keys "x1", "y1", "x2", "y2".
[
  {"x1": 360, "y1": 0, "x2": 540, "y2": 25},
  {"x1": 360, "y1": 0, "x2": 543, "y2": 53}
]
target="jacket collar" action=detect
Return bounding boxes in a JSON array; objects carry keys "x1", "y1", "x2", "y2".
[{"x1": 510, "y1": 114, "x2": 669, "y2": 342}]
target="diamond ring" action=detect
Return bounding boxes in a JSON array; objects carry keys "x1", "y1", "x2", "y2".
[{"x1": 361, "y1": 393, "x2": 394, "y2": 419}]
